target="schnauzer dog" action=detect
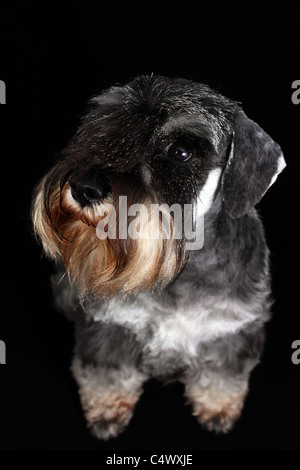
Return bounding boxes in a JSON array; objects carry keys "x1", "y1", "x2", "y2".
[{"x1": 32, "y1": 75, "x2": 286, "y2": 439}]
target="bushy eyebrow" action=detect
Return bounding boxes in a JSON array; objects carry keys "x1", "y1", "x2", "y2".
[{"x1": 160, "y1": 113, "x2": 219, "y2": 151}]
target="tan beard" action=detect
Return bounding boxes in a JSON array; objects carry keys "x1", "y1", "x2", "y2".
[{"x1": 32, "y1": 177, "x2": 186, "y2": 298}]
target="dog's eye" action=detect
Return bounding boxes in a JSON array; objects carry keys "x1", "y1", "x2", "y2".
[{"x1": 168, "y1": 143, "x2": 192, "y2": 162}]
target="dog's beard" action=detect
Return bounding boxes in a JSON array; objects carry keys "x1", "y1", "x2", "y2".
[{"x1": 32, "y1": 176, "x2": 187, "y2": 297}]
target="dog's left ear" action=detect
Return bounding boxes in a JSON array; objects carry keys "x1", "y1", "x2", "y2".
[{"x1": 222, "y1": 108, "x2": 286, "y2": 218}]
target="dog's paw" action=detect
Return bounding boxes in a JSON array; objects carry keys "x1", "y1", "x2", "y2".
[
  {"x1": 186, "y1": 384, "x2": 248, "y2": 434},
  {"x1": 88, "y1": 403, "x2": 134, "y2": 440},
  {"x1": 80, "y1": 389, "x2": 139, "y2": 440},
  {"x1": 193, "y1": 403, "x2": 243, "y2": 433}
]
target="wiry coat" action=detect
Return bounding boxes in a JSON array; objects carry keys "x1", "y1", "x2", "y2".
[{"x1": 32, "y1": 76, "x2": 285, "y2": 439}]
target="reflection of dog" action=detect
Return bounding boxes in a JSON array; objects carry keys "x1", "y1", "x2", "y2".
[{"x1": 32, "y1": 75, "x2": 286, "y2": 439}]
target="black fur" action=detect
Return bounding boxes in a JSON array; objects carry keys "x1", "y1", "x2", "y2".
[{"x1": 34, "y1": 75, "x2": 286, "y2": 439}]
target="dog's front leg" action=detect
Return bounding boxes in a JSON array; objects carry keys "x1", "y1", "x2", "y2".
[
  {"x1": 182, "y1": 328, "x2": 265, "y2": 433},
  {"x1": 71, "y1": 321, "x2": 146, "y2": 440}
]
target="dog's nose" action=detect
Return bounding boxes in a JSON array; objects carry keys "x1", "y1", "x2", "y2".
[{"x1": 69, "y1": 175, "x2": 111, "y2": 207}]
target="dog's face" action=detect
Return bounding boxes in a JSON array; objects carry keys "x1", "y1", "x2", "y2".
[{"x1": 32, "y1": 75, "x2": 285, "y2": 297}]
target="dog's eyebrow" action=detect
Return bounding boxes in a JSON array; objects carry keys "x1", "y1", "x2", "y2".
[{"x1": 161, "y1": 113, "x2": 219, "y2": 150}]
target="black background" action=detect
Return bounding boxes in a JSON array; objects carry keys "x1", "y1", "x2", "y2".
[{"x1": 0, "y1": 0, "x2": 299, "y2": 452}]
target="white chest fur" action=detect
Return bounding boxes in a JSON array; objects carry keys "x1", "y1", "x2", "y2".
[{"x1": 91, "y1": 293, "x2": 261, "y2": 358}]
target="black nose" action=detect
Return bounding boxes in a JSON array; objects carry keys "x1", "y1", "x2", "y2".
[{"x1": 69, "y1": 171, "x2": 111, "y2": 207}]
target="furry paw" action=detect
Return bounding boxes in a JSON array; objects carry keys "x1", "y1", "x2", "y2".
[
  {"x1": 81, "y1": 390, "x2": 139, "y2": 440},
  {"x1": 193, "y1": 404, "x2": 243, "y2": 433},
  {"x1": 88, "y1": 403, "x2": 134, "y2": 440},
  {"x1": 72, "y1": 359, "x2": 146, "y2": 440},
  {"x1": 186, "y1": 383, "x2": 248, "y2": 434},
  {"x1": 90, "y1": 416, "x2": 129, "y2": 440}
]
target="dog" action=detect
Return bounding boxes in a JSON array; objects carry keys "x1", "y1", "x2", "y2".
[{"x1": 32, "y1": 75, "x2": 286, "y2": 440}]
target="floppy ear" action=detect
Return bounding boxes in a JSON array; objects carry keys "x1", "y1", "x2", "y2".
[{"x1": 222, "y1": 108, "x2": 286, "y2": 218}]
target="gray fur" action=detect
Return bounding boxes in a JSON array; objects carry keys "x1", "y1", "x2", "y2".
[{"x1": 35, "y1": 75, "x2": 286, "y2": 439}]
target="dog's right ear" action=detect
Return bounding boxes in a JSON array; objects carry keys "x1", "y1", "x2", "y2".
[{"x1": 222, "y1": 108, "x2": 286, "y2": 218}]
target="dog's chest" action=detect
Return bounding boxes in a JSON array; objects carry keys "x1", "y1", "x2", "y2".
[{"x1": 92, "y1": 294, "x2": 259, "y2": 358}]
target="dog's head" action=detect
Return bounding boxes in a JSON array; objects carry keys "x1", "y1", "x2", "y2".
[{"x1": 32, "y1": 75, "x2": 285, "y2": 297}]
